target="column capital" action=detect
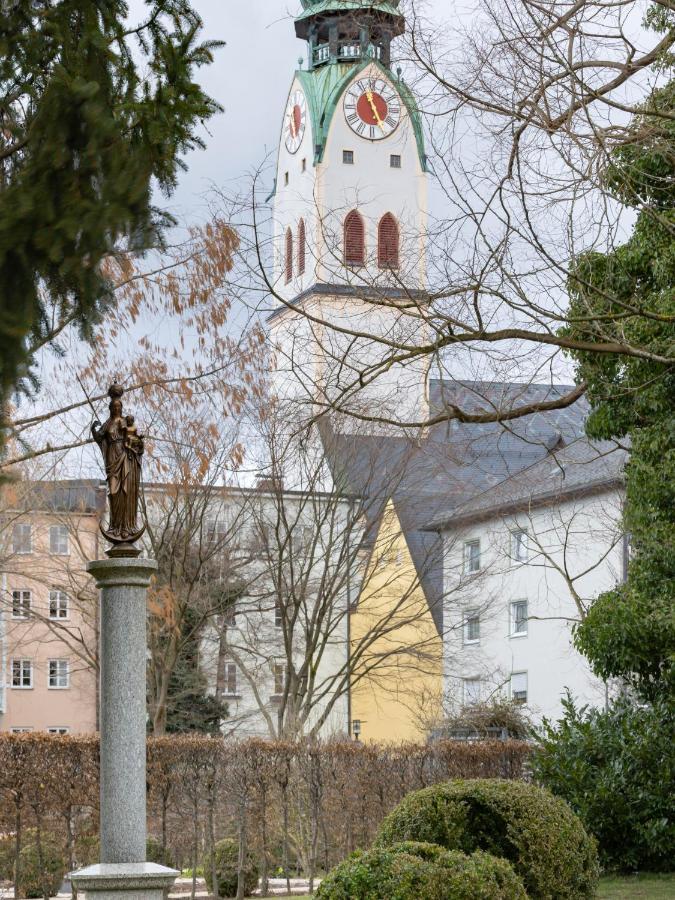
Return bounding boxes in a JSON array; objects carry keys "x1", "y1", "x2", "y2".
[{"x1": 87, "y1": 557, "x2": 158, "y2": 589}]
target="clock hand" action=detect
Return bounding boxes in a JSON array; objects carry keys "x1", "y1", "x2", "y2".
[
  {"x1": 289, "y1": 109, "x2": 297, "y2": 139},
  {"x1": 365, "y1": 91, "x2": 386, "y2": 131}
]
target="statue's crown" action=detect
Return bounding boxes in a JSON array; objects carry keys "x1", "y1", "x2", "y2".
[{"x1": 108, "y1": 383, "x2": 124, "y2": 401}]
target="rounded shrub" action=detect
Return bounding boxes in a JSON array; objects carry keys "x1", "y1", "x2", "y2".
[
  {"x1": 316, "y1": 843, "x2": 527, "y2": 900},
  {"x1": 203, "y1": 838, "x2": 258, "y2": 898},
  {"x1": 18, "y1": 840, "x2": 66, "y2": 899},
  {"x1": 375, "y1": 779, "x2": 599, "y2": 899},
  {"x1": 146, "y1": 836, "x2": 175, "y2": 869}
]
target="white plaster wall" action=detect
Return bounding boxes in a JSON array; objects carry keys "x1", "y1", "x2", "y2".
[{"x1": 441, "y1": 489, "x2": 625, "y2": 722}]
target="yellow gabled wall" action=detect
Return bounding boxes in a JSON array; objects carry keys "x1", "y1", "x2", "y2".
[{"x1": 350, "y1": 500, "x2": 442, "y2": 743}]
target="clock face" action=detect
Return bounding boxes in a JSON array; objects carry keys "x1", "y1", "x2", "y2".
[
  {"x1": 285, "y1": 89, "x2": 307, "y2": 154},
  {"x1": 343, "y1": 77, "x2": 401, "y2": 140}
]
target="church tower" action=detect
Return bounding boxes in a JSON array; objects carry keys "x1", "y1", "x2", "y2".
[{"x1": 269, "y1": 0, "x2": 429, "y2": 430}]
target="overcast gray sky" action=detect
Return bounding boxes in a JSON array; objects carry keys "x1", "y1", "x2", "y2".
[{"x1": 128, "y1": 1, "x2": 447, "y2": 223}]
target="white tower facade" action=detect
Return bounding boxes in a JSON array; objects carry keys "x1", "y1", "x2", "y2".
[{"x1": 269, "y1": 0, "x2": 430, "y2": 430}]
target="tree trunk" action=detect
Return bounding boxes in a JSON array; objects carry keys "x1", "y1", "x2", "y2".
[
  {"x1": 190, "y1": 797, "x2": 199, "y2": 900},
  {"x1": 281, "y1": 780, "x2": 291, "y2": 895},
  {"x1": 207, "y1": 795, "x2": 219, "y2": 900},
  {"x1": 13, "y1": 800, "x2": 22, "y2": 900},
  {"x1": 236, "y1": 798, "x2": 247, "y2": 900}
]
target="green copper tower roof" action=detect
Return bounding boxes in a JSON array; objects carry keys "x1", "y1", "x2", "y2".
[
  {"x1": 296, "y1": 57, "x2": 427, "y2": 171},
  {"x1": 297, "y1": 0, "x2": 402, "y2": 19}
]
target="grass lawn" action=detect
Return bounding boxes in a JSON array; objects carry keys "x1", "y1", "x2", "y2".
[
  {"x1": 286, "y1": 874, "x2": 675, "y2": 899},
  {"x1": 597, "y1": 873, "x2": 675, "y2": 898}
]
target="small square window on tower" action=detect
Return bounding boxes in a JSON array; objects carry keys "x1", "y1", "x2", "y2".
[
  {"x1": 343, "y1": 150, "x2": 354, "y2": 165},
  {"x1": 390, "y1": 154, "x2": 401, "y2": 168}
]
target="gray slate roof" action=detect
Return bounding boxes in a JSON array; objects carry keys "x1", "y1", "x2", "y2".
[{"x1": 322, "y1": 380, "x2": 626, "y2": 636}]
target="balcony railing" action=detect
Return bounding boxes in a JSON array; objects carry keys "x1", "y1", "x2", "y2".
[{"x1": 312, "y1": 41, "x2": 382, "y2": 67}]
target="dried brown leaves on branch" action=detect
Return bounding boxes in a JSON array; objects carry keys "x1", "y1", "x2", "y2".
[{"x1": 3, "y1": 219, "x2": 266, "y2": 473}]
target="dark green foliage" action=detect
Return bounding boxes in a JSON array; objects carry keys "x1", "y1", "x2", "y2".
[
  {"x1": 533, "y1": 694, "x2": 675, "y2": 872},
  {"x1": 18, "y1": 839, "x2": 66, "y2": 899},
  {"x1": 316, "y1": 843, "x2": 527, "y2": 900},
  {"x1": 376, "y1": 779, "x2": 599, "y2": 899},
  {"x1": 565, "y1": 69, "x2": 675, "y2": 704},
  {"x1": 203, "y1": 838, "x2": 259, "y2": 899},
  {"x1": 164, "y1": 603, "x2": 229, "y2": 734},
  {"x1": 0, "y1": 1, "x2": 222, "y2": 419}
]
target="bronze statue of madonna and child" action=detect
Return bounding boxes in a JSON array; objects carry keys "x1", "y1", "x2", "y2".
[{"x1": 91, "y1": 384, "x2": 145, "y2": 557}]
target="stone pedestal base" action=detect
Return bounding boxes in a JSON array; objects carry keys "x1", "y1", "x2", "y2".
[{"x1": 71, "y1": 863, "x2": 178, "y2": 900}]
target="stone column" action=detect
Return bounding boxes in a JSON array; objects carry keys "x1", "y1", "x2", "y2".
[{"x1": 70, "y1": 556, "x2": 179, "y2": 899}]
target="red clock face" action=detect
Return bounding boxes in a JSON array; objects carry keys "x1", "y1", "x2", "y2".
[
  {"x1": 344, "y1": 77, "x2": 401, "y2": 140},
  {"x1": 356, "y1": 91, "x2": 388, "y2": 126}
]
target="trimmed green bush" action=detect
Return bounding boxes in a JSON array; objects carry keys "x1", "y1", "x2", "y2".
[
  {"x1": 316, "y1": 843, "x2": 527, "y2": 899},
  {"x1": 203, "y1": 838, "x2": 258, "y2": 898},
  {"x1": 18, "y1": 840, "x2": 66, "y2": 899},
  {"x1": 146, "y1": 836, "x2": 175, "y2": 869},
  {"x1": 376, "y1": 778, "x2": 599, "y2": 899}
]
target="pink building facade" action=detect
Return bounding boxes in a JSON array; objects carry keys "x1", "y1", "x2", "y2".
[{"x1": 0, "y1": 481, "x2": 101, "y2": 734}]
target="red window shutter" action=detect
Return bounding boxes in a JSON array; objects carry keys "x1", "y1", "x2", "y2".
[
  {"x1": 344, "y1": 211, "x2": 365, "y2": 267},
  {"x1": 285, "y1": 228, "x2": 293, "y2": 283},
  {"x1": 298, "y1": 219, "x2": 306, "y2": 276},
  {"x1": 378, "y1": 214, "x2": 399, "y2": 269}
]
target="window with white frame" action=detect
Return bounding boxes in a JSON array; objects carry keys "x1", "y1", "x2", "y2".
[
  {"x1": 49, "y1": 590, "x2": 70, "y2": 619},
  {"x1": 11, "y1": 589, "x2": 31, "y2": 619},
  {"x1": 274, "y1": 597, "x2": 283, "y2": 627},
  {"x1": 463, "y1": 677, "x2": 482, "y2": 706},
  {"x1": 48, "y1": 659, "x2": 70, "y2": 689},
  {"x1": 510, "y1": 671, "x2": 528, "y2": 704},
  {"x1": 273, "y1": 663, "x2": 287, "y2": 696},
  {"x1": 11, "y1": 659, "x2": 33, "y2": 688},
  {"x1": 222, "y1": 663, "x2": 237, "y2": 696},
  {"x1": 47, "y1": 726, "x2": 70, "y2": 735},
  {"x1": 49, "y1": 524, "x2": 69, "y2": 555},
  {"x1": 510, "y1": 529, "x2": 528, "y2": 563},
  {"x1": 11, "y1": 727, "x2": 33, "y2": 733},
  {"x1": 12, "y1": 523, "x2": 32, "y2": 554},
  {"x1": 206, "y1": 518, "x2": 229, "y2": 546},
  {"x1": 463, "y1": 609, "x2": 480, "y2": 644},
  {"x1": 463, "y1": 539, "x2": 481, "y2": 573},
  {"x1": 510, "y1": 600, "x2": 528, "y2": 636}
]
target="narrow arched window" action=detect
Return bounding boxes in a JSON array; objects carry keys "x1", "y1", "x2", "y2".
[
  {"x1": 378, "y1": 213, "x2": 399, "y2": 269},
  {"x1": 285, "y1": 227, "x2": 293, "y2": 283},
  {"x1": 344, "y1": 210, "x2": 365, "y2": 268},
  {"x1": 298, "y1": 219, "x2": 306, "y2": 276}
]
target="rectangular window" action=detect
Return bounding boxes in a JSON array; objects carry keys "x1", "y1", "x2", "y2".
[
  {"x1": 47, "y1": 727, "x2": 70, "y2": 736},
  {"x1": 206, "y1": 518, "x2": 228, "y2": 546},
  {"x1": 273, "y1": 663, "x2": 287, "y2": 696},
  {"x1": 301, "y1": 158, "x2": 307, "y2": 172},
  {"x1": 342, "y1": 150, "x2": 354, "y2": 165},
  {"x1": 11, "y1": 589, "x2": 31, "y2": 619},
  {"x1": 390, "y1": 154, "x2": 401, "y2": 168},
  {"x1": 48, "y1": 659, "x2": 70, "y2": 689},
  {"x1": 223, "y1": 599, "x2": 236, "y2": 627},
  {"x1": 463, "y1": 540, "x2": 481, "y2": 573},
  {"x1": 49, "y1": 525, "x2": 69, "y2": 555},
  {"x1": 11, "y1": 727, "x2": 33, "y2": 733},
  {"x1": 284, "y1": 171, "x2": 289, "y2": 186},
  {"x1": 463, "y1": 609, "x2": 480, "y2": 644},
  {"x1": 49, "y1": 590, "x2": 69, "y2": 620},
  {"x1": 275, "y1": 598, "x2": 283, "y2": 628},
  {"x1": 223, "y1": 663, "x2": 237, "y2": 696},
  {"x1": 11, "y1": 659, "x2": 32, "y2": 688},
  {"x1": 12, "y1": 523, "x2": 32, "y2": 555},
  {"x1": 510, "y1": 529, "x2": 528, "y2": 563},
  {"x1": 511, "y1": 671, "x2": 528, "y2": 705},
  {"x1": 510, "y1": 600, "x2": 528, "y2": 636},
  {"x1": 463, "y1": 678, "x2": 481, "y2": 706}
]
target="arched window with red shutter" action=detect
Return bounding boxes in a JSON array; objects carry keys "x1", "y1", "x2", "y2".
[
  {"x1": 298, "y1": 219, "x2": 306, "y2": 276},
  {"x1": 285, "y1": 227, "x2": 293, "y2": 283},
  {"x1": 344, "y1": 210, "x2": 365, "y2": 268},
  {"x1": 378, "y1": 213, "x2": 399, "y2": 269}
]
